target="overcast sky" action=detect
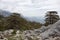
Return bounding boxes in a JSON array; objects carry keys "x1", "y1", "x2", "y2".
[{"x1": 0, "y1": 0, "x2": 60, "y2": 17}]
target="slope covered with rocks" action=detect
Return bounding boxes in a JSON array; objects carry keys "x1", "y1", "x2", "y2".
[{"x1": 0, "y1": 20, "x2": 60, "y2": 40}]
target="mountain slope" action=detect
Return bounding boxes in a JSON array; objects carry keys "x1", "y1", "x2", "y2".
[
  {"x1": 21, "y1": 20, "x2": 60, "y2": 40},
  {"x1": 0, "y1": 9, "x2": 45, "y2": 24}
]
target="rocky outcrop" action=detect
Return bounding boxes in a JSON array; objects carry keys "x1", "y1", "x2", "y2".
[{"x1": 40, "y1": 20, "x2": 60, "y2": 40}]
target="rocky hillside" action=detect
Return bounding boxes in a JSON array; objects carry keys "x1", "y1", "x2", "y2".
[{"x1": 0, "y1": 20, "x2": 60, "y2": 40}]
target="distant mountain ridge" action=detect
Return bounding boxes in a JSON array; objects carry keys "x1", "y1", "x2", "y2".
[
  {"x1": 24, "y1": 17, "x2": 45, "y2": 23},
  {"x1": 0, "y1": 10, "x2": 11, "y2": 16}
]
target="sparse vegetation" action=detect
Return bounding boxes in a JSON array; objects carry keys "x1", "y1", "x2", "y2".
[{"x1": 0, "y1": 13, "x2": 42, "y2": 31}]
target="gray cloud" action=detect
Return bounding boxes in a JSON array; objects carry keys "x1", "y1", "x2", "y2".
[{"x1": 0, "y1": 0, "x2": 59, "y2": 17}]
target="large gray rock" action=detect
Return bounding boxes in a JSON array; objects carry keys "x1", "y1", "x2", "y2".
[{"x1": 40, "y1": 20, "x2": 60, "y2": 39}]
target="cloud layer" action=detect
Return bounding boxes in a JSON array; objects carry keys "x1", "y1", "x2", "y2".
[{"x1": 0, "y1": 0, "x2": 59, "y2": 17}]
